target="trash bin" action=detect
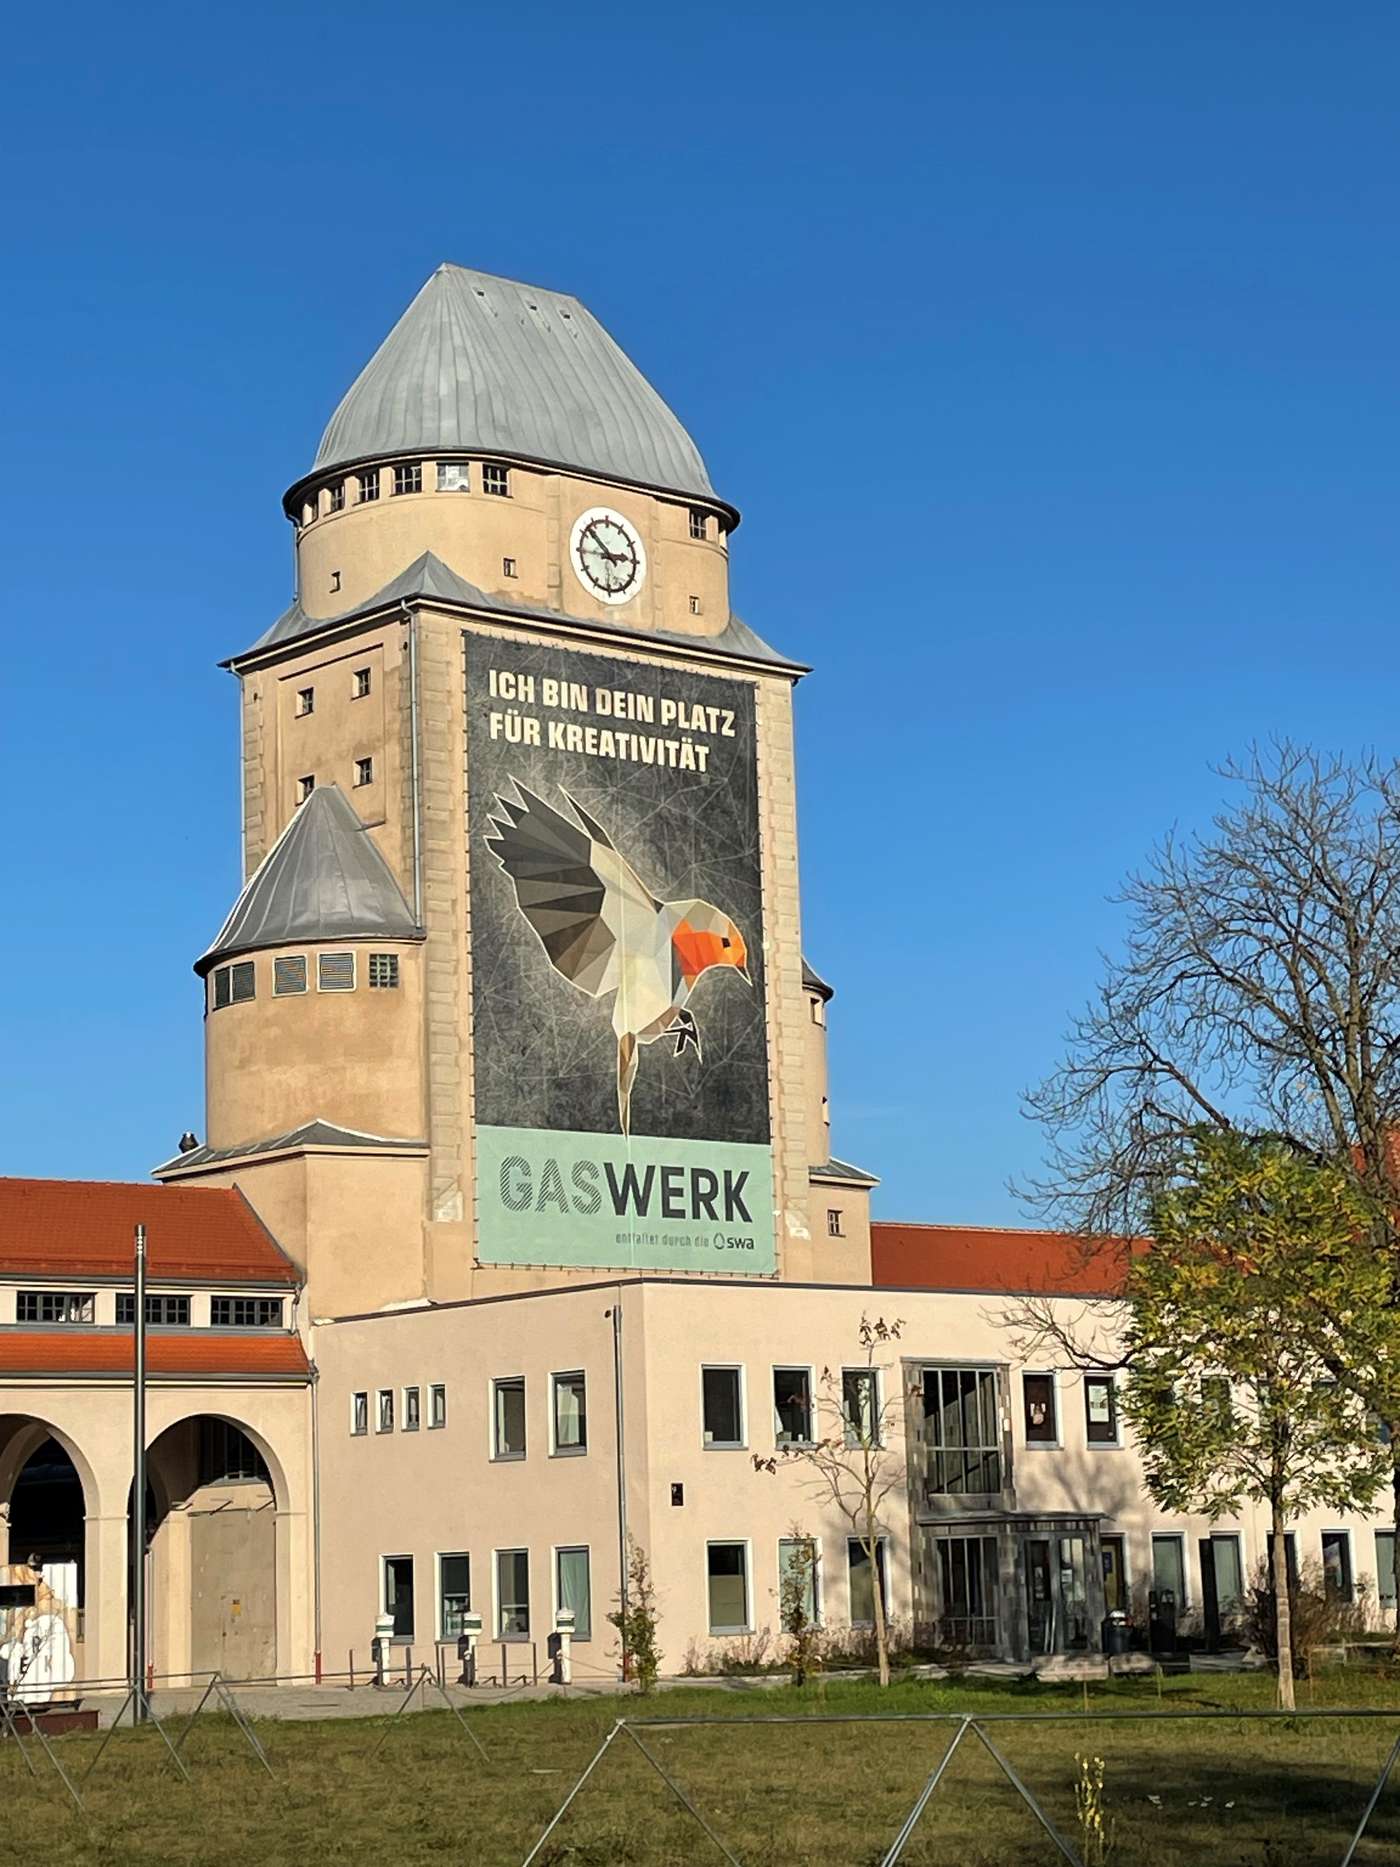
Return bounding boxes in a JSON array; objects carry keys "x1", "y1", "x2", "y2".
[{"x1": 1101, "y1": 1609, "x2": 1130, "y2": 1656}]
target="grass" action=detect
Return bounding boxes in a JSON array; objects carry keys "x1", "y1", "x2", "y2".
[{"x1": 7, "y1": 1669, "x2": 1400, "y2": 1864}]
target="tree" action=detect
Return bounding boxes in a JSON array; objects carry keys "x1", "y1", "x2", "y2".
[
  {"x1": 1013, "y1": 745, "x2": 1400, "y2": 1554},
  {"x1": 1121, "y1": 1130, "x2": 1390, "y2": 1709},
  {"x1": 608, "y1": 1537, "x2": 661, "y2": 1694},
  {"x1": 777, "y1": 1525, "x2": 824, "y2": 1686},
  {"x1": 754, "y1": 1315, "x2": 905, "y2": 1687}
]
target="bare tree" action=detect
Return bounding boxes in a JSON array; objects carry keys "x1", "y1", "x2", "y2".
[
  {"x1": 755, "y1": 1315, "x2": 905, "y2": 1686},
  {"x1": 1010, "y1": 744, "x2": 1400, "y2": 1554}
]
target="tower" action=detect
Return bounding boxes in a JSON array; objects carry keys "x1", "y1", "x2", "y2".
[{"x1": 158, "y1": 264, "x2": 871, "y2": 1310}]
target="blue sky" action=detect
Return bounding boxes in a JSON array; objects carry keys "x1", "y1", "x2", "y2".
[{"x1": 5, "y1": 3, "x2": 1400, "y2": 1222}]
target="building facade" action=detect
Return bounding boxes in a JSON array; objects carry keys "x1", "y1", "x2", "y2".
[{"x1": 1, "y1": 265, "x2": 1395, "y2": 1688}]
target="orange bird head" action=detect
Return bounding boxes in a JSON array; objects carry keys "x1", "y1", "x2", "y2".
[{"x1": 671, "y1": 900, "x2": 751, "y2": 989}]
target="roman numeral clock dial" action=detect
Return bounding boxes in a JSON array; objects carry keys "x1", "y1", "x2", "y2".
[{"x1": 569, "y1": 507, "x2": 647, "y2": 605}]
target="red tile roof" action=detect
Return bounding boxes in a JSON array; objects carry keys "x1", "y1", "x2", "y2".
[
  {"x1": 871, "y1": 1221, "x2": 1131, "y2": 1297},
  {"x1": 0, "y1": 1179, "x2": 299, "y2": 1285},
  {"x1": 0, "y1": 1330, "x2": 309, "y2": 1379}
]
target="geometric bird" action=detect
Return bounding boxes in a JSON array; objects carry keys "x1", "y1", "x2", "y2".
[{"x1": 483, "y1": 782, "x2": 751, "y2": 1136}]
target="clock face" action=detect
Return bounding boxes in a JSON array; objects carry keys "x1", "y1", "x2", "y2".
[{"x1": 569, "y1": 507, "x2": 647, "y2": 605}]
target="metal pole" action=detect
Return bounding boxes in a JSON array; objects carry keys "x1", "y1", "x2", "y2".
[
  {"x1": 132, "y1": 1223, "x2": 148, "y2": 1725},
  {"x1": 610, "y1": 1294, "x2": 628, "y2": 1677}
]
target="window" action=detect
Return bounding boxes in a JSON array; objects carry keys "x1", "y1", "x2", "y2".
[
  {"x1": 772, "y1": 1367, "x2": 814, "y2": 1446},
  {"x1": 842, "y1": 1368, "x2": 880, "y2": 1448},
  {"x1": 706, "y1": 1542, "x2": 750, "y2": 1634},
  {"x1": 482, "y1": 464, "x2": 510, "y2": 497},
  {"x1": 353, "y1": 667, "x2": 372, "y2": 698},
  {"x1": 496, "y1": 1549, "x2": 529, "y2": 1637},
  {"x1": 328, "y1": 482, "x2": 344, "y2": 513},
  {"x1": 688, "y1": 595, "x2": 702, "y2": 615},
  {"x1": 274, "y1": 955, "x2": 307, "y2": 996},
  {"x1": 778, "y1": 1536, "x2": 820, "y2": 1628},
  {"x1": 811, "y1": 996, "x2": 826, "y2": 1026},
  {"x1": 393, "y1": 462, "x2": 422, "y2": 496},
  {"x1": 502, "y1": 556, "x2": 517, "y2": 578},
  {"x1": 298, "y1": 775, "x2": 315, "y2": 803},
  {"x1": 318, "y1": 951, "x2": 355, "y2": 992},
  {"x1": 295, "y1": 686, "x2": 314, "y2": 717},
  {"x1": 1084, "y1": 1374, "x2": 1118, "y2": 1445},
  {"x1": 211, "y1": 1296, "x2": 283, "y2": 1328},
  {"x1": 351, "y1": 1392, "x2": 368, "y2": 1436},
  {"x1": 1208, "y1": 1532, "x2": 1244, "y2": 1615},
  {"x1": 354, "y1": 756, "x2": 374, "y2": 787},
  {"x1": 403, "y1": 1385, "x2": 421, "y2": 1432},
  {"x1": 935, "y1": 1534, "x2": 999, "y2": 1648},
  {"x1": 17, "y1": 1291, "x2": 94, "y2": 1325},
  {"x1": 924, "y1": 1367, "x2": 1001, "y2": 1492},
  {"x1": 555, "y1": 1546, "x2": 591, "y2": 1639},
  {"x1": 358, "y1": 469, "x2": 379, "y2": 503},
  {"x1": 439, "y1": 1554, "x2": 471, "y2": 1638},
  {"x1": 1266, "y1": 1532, "x2": 1299, "y2": 1589},
  {"x1": 1376, "y1": 1531, "x2": 1396, "y2": 1608},
  {"x1": 199, "y1": 1420, "x2": 267, "y2": 1485},
  {"x1": 429, "y1": 1383, "x2": 447, "y2": 1429},
  {"x1": 369, "y1": 953, "x2": 399, "y2": 989},
  {"x1": 1322, "y1": 1531, "x2": 1354, "y2": 1603},
  {"x1": 826, "y1": 1208, "x2": 844, "y2": 1238},
  {"x1": 377, "y1": 1389, "x2": 395, "y2": 1433},
  {"x1": 330, "y1": 571, "x2": 341, "y2": 594},
  {"x1": 1022, "y1": 1373, "x2": 1058, "y2": 1446},
  {"x1": 701, "y1": 1366, "x2": 744, "y2": 1448},
  {"x1": 211, "y1": 960, "x2": 256, "y2": 1010},
  {"x1": 492, "y1": 1377, "x2": 526, "y2": 1459},
  {"x1": 689, "y1": 509, "x2": 707, "y2": 540},
  {"x1": 552, "y1": 1371, "x2": 587, "y2": 1454},
  {"x1": 437, "y1": 461, "x2": 470, "y2": 492},
  {"x1": 847, "y1": 1538, "x2": 888, "y2": 1626},
  {"x1": 1151, "y1": 1533, "x2": 1187, "y2": 1606},
  {"x1": 383, "y1": 1556, "x2": 415, "y2": 1638},
  {"x1": 116, "y1": 1293, "x2": 191, "y2": 1327}
]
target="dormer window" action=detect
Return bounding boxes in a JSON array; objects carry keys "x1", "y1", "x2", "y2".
[
  {"x1": 393, "y1": 463, "x2": 422, "y2": 496},
  {"x1": 482, "y1": 464, "x2": 510, "y2": 497},
  {"x1": 437, "y1": 462, "x2": 470, "y2": 493},
  {"x1": 689, "y1": 509, "x2": 707, "y2": 540},
  {"x1": 328, "y1": 482, "x2": 345, "y2": 513},
  {"x1": 358, "y1": 470, "x2": 380, "y2": 503}
]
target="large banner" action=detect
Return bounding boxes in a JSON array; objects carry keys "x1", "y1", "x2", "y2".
[{"x1": 467, "y1": 634, "x2": 775, "y2": 1274}]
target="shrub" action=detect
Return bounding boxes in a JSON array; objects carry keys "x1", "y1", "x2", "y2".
[
  {"x1": 608, "y1": 1538, "x2": 661, "y2": 1694},
  {"x1": 1242, "y1": 1554, "x2": 1374, "y2": 1667}
]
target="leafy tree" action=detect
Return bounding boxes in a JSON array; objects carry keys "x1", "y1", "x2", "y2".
[
  {"x1": 1121, "y1": 1130, "x2": 1391, "y2": 1708},
  {"x1": 754, "y1": 1315, "x2": 905, "y2": 1687},
  {"x1": 608, "y1": 1537, "x2": 661, "y2": 1694}
]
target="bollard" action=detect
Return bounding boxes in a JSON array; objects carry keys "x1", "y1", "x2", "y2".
[
  {"x1": 456, "y1": 1613, "x2": 483, "y2": 1687},
  {"x1": 372, "y1": 1612, "x2": 396, "y2": 1688},
  {"x1": 552, "y1": 1609, "x2": 576, "y2": 1686}
]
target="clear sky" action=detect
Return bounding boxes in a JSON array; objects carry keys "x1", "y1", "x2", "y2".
[{"x1": 5, "y1": 3, "x2": 1400, "y2": 1222}]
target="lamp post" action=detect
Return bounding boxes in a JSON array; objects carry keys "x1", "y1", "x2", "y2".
[{"x1": 132, "y1": 1223, "x2": 147, "y2": 1723}]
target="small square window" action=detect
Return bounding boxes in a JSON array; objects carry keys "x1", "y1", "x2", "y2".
[
  {"x1": 353, "y1": 668, "x2": 371, "y2": 699},
  {"x1": 369, "y1": 952, "x2": 399, "y2": 989},
  {"x1": 354, "y1": 756, "x2": 374, "y2": 787},
  {"x1": 482, "y1": 464, "x2": 510, "y2": 497},
  {"x1": 298, "y1": 775, "x2": 315, "y2": 803},
  {"x1": 492, "y1": 1377, "x2": 526, "y2": 1459},
  {"x1": 429, "y1": 1383, "x2": 447, "y2": 1429},
  {"x1": 351, "y1": 1392, "x2": 368, "y2": 1436},
  {"x1": 403, "y1": 1386, "x2": 421, "y2": 1432},
  {"x1": 688, "y1": 595, "x2": 702, "y2": 615},
  {"x1": 393, "y1": 463, "x2": 423, "y2": 496},
  {"x1": 689, "y1": 509, "x2": 707, "y2": 540},
  {"x1": 502, "y1": 556, "x2": 517, "y2": 578},
  {"x1": 295, "y1": 687, "x2": 314, "y2": 717},
  {"x1": 827, "y1": 1208, "x2": 843, "y2": 1238},
  {"x1": 359, "y1": 469, "x2": 379, "y2": 503},
  {"x1": 377, "y1": 1389, "x2": 395, "y2": 1433},
  {"x1": 318, "y1": 951, "x2": 355, "y2": 992},
  {"x1": 437, "y1": 461, "x2": 470, "y2": 492},
  {"x1": 274, "y1": 955, "x2": 308, "y2": 996},
  {"x1": 328, "y1": 482, "x2": 345, "y2": 514}
]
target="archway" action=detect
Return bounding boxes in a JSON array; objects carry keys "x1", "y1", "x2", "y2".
[
  {"x1": 0, "y1": 1416, "x2": 98, "y2": 1686},
  {"x1": 134, "y1": 1415, "x2": 284, "y2": 1682}
]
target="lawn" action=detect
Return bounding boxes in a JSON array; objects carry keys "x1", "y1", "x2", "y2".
[{"x1": 6, "y1": 1669, "x2": 1400, "y2": 1865}]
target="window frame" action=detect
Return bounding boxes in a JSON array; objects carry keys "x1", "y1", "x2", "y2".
[
  {"x1": 17, "y1": 1290, "x2": 95, "y2": 1325},
  {"x1": 700, "y1": 1363, "x2": 747, "y2": 1450},
  {"x1": 437, "y1": 1551, "x2": 472, "y2": 1640},
  {"x1": 351, "y1": 1391, "x2": 368, "y2": 1437},
  {"x1": 273, "y1": 954, "x2": 308, "y2": 996},
  {"x1": 1321, "y1": 1528, "x2": 1355, "y2": 1603},
  {"x1": 295, "y1": 686, "x2": 314, "y2": 718},
  {"x1": 846, "y1": 1536, "x2": 890, "y2": 1628},
  {"x1": 494, "y1": 1547, "x2": 530, "y2": 1640},
  {"x1": 352, "y1": 666, "x2": 372, "y2": 697},
  {"x1": 1150, "y1": 1531, "x2": 1189, "y2": 1608},
  {"x1": 210, "y1": 1295, "x2": 284, "y2": 1329},
  {"x1": 705, "y1": 1539, "x2": 753, "y2": 1636},
  {"x1": 358, "y1": 469, "x2": 380, "y2": 504},
  {"x1": 353, "y1": 756, "x2": 374, "y2": 788},
  {"x1": 116, "y1": 1292, "x2": 191, "y2": 1328},
  {"x1": 841, "y1": 1366, "x2": 882, "y2": 1450},
  {"x1": 481, "y1": 463, "x2": 511, "y2": 497},
  {"x1": 376, "y1": 1388, "x2": 395, "y2": 1434},
  {"x1": 777, "y1": 1534, "x2": 822, "y2": 1629},
  {"x1": 1084, "y1": 1373, "x2": 1120, "y2": 1446},
  {"x1": 402, "y1": 1385, "x2": 421, "y2": 1433},
  {"x1": 1376, "y1": 1529, "x2": 1396, "y2": 1609},
  {"x1": 381, "y1": 1553, "x2": 415, "y2": 1640},
  {"x1": 826, "y1": 1207, "x2": 844, "y2": 1238},
  {"x1": 771, "y1": 1364, "x2": 816, "y2": 1448},
  {"x1": 297, "y1": 775, "x2": 315, "y2": 803},
  {"x1": 428, "y1": 1383, "x2": 447, "y2": 1430},
  {"x1": 1100, "y1": 1531, "x2": 1129, "y2": 1612},
  {"x1": 553, "y1": 1544, "x2": 592, "y2": 1640},
  {"x1": 689, "y1": 509, "x2": 707, "y2": 540},
  {"x1": 550, "y1": 1370, "x2": 587, "y2": 1457},
  {"x1": 327, "y1": 482, "x2": 345, "y2": 514},
  {"x1": 1021, "y1": 1370, "x2": 1060, "y2": 1448},
  {"x1": 436, "y1": 460, "x2": 470, "y2": 493},
  {"x1": 491, "y1": 1375, "x2": 527, "y2": 1461},
  {"x1": 392, "y1": 462, "x2": 423, "y2": 496}
]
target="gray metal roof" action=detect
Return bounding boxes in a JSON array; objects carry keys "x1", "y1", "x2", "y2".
[
  {"x1": 230, "y1": 551, "x2": 806, "y2": 676},
  {"x1": 306, "y1": 265, "x2": 720, "y2": 506},
  {"x1": 809, "y1": 1157, "x2": 880, "y2": 1187},
  {"x1": 802, "y1": 958, "x2": 834, "y2": 1001},
  {"x1": 196, "y1": 785, "x2": 421, "y2": 976},
  {"x1": 154, "y1": 1120, "x2": 428, "y2": 1176}
]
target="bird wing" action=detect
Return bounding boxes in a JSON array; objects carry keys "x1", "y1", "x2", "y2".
[{"x1": 483, "y1": 785, "x2": 657, "y2": 997}]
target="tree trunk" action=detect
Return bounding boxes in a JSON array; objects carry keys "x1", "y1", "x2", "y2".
[
  {"x1": 1391, "y1": 1443, "x2": 1400, "y2": 1655},
  {"x1": 1271, "y1": 1496, "x2": 1295, "y2": 1713},
  {"x1": 870, "y1": 1534, "x2": 891, "y2": 1688}
]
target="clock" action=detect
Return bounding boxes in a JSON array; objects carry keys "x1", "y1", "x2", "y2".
[{"x1": 569, "y1": 507, "x2": 647, "y2": 605}]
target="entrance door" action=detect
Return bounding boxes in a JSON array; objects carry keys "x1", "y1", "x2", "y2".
[
  {"x1": 1198, "y1": 1537, "x2": 1221, "y2": 1648},
  {"x1": 1101, "y1": 1535, "x2": 1126, "y2": 1613},
  {"x1": 190, "y1": 1509, "x2": 275, "y2": 1679},
  {"x1": 1026, "y1": 1540, "x2": 1054, "y2": 1654},
  {"x1": 1025, "y1": 1535, "x2": 1092, "y2": 1654}
]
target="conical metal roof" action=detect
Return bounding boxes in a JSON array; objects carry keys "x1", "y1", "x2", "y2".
[
  {"x1": 197, "y1": 786, "x2": 420, "y2": 976},
  {"x1": 305, "y1": 264, "x2": 719, "y2": 505}
]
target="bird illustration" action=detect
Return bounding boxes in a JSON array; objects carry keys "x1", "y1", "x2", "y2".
[{"x1": 483, "y1": 783, "x2": 752, "y2": 1136}]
